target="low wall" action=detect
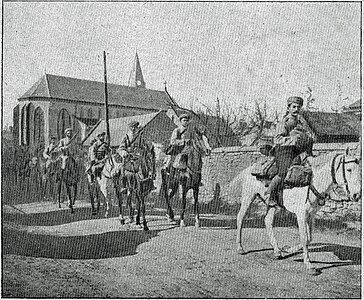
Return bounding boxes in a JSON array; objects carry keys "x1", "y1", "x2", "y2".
[{"x1": 198, "y1": 142, "x2": 361, "y2": 219}]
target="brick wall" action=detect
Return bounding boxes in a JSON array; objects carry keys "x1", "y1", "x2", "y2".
[{"x1": 197, "y1": 142, "x2": 361, "y2": 219}]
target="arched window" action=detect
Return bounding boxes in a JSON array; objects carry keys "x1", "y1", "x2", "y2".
[
  {"x1": 25, "y1": 103, "x2": 35, "y2": 146},
  {"x1": 13, "y1": 105, "x2": 19, "y2": 145},
  {"x1": 88, "y1": 108, "x2": 93, "y2": 118},
  {"x1": 122, "y1": 112, "x2": 127, "y2": 117},
  {"x1": 98, "y1": 108, "x2": 102, "y2": 119},
  {"x1": 20, "y1": 105, "x2": 26, "y2": 145},
  {"x1": 79, "y1": 107, "x2": 84, "y2": 118},
  {"x1": 116, "y1": 110, "x2": 121, "y2": 118},
  {"x1": 57, "y1": 109, "x2": 72, "y2": 139},
  {"x1": 33, "y1": 107, "x2": 45, "y2": 146}
]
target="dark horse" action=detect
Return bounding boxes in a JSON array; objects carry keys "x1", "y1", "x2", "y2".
[
  {"x1": 116, "y1": 137, "x2": 156, "y2": 231},
  {"x1": 159, "y1": 126, "x2": 211, "y2": 228},
  {"x1": 55, "y1": 157, "x2": 80, "y2": 213}
]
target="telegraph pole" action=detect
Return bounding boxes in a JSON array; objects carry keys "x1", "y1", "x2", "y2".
[{"x1": 103, "y1": 51, "x2": 111, "y2": 144}]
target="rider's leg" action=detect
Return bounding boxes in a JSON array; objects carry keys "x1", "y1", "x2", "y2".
[{"x1": 265, "y1": 146, "x2": 296, "y2": 207}]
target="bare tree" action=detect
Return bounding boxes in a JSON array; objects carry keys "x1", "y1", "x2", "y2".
[
  {"x1": 241, "y1": 99, "x2": 280, "y2": 145},
  {"x1": 304, "y1": 86, "x2": 318, "y2": 111}
]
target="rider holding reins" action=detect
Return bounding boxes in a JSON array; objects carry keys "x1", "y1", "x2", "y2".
[
  {"x1": 55, "y1": 128, "x2": 81, "y2": 170},
  {"x1": 265, "y1": 96, "x2": 314, "y2": 207},
  {"x1": 163, "y1": 113, "x2": 192, "y2": 178},
  {"x1": 86, "y1": 132, "x2": 110, "y2": 181}
]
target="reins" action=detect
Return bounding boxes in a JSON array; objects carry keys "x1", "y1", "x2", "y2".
[{"x1": 310, "y1": 153, "x2": 359, "y2": 204}]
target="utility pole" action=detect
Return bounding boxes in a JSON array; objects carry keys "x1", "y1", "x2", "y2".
[{"x1": 103, "y1": 51, "x2": 111, "y2": 144}]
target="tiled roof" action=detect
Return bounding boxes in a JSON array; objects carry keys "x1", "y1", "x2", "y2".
[
  {"x1": 19, "y1": 74, "x2": 171, "y2": 111},
  {"x1": 301, "y1": 110, "x2": 361, "y2": 137}
]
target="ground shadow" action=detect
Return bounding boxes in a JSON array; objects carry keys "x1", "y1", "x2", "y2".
[
  {"x1": 2, "y1": 205, "x2": 124, "y2": 227},
  {"x1": 281, "y1": 242, "x2": 361, "y2": 273},
  {"x1": 2, "y1": 225, "x2": 168, "y2": 260}
]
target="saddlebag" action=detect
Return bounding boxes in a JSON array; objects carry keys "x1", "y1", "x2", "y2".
[
  {"x1": 284, "y1": 165, "x2": 312, "y2": 187},
  {"x1": 251, "y1": 157, "x2": 277, "y2": 180}
]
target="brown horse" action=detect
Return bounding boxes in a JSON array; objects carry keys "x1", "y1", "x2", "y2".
[
  {"x1": 55, "y1": 157, "x2": 80, "y2": 213},
  {"x1": 160, "y1": 126, "x2": 211, "y2": 228},
  {"x1": 116, "y1": 139, "x2": 156, "y2": 231}
]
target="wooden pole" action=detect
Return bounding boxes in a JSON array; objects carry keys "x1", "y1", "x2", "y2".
[{"x1": 103, "y1": 51, "x2": 111, "y2": 144}]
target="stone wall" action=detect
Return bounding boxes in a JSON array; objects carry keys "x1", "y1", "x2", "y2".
[{"x1": 198, "y1": 142, "x2": 361, "y2": 219}]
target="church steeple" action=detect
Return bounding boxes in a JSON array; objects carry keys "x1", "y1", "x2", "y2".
[{"x1": 128, "y1": 52, "x2": 146, "y2": 88}]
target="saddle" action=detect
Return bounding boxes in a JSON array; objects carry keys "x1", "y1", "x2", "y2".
[{"x1": 252, "y1": 156, "x2": 312, "y2": 188}]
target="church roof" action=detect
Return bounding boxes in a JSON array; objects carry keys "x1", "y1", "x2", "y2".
[{"x1": 19, "y1": 74, "x2": 171, "y2": 111}]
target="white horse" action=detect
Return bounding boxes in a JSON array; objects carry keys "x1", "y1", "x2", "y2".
[
  {"x1": 236, "y1": 149, "x2": 361, "y2": 275},
  {"x1": 88, "y1": 154, "x2": 124, "y2": 218}
]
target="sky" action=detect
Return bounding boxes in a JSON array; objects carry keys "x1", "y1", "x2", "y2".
[{"x1": 3, "y1": 2, "x2": 361, "y2": 127}]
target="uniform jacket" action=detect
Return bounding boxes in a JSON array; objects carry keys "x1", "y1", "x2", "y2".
[
  {"x1": 118, "y1": 129, "x2": 144, "y2": 156},
  {"x1": 57, "y1": 137, "x2": 79, "y2": 157},
  {"x1": 273, "y1": 114, "x2": 313, "y2": 147}
]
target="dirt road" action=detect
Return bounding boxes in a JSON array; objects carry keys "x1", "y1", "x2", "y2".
[{"x1": 2, "y1": 203, "x2": 361, "y2": 298}]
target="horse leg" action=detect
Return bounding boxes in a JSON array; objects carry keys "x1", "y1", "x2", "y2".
[
  {"x1": 135, "y1": 192, "x2": 141, "y2": 226},
  {"x1": 57, "y1": 180, "x2": 62, "y2": 209},
  {"x1": 66, "y1": 185, "x2": 74, "y2": 214},
  {"x1": 99, "y1": 178, "x2": 111, "y2": 218},
  {"x1": 116, "y1": 184, "x2": 126, "y2": 225},
  {"x1": 264, "y1": 207, "x2": 281, "y2": 259},
  {"x1": 140, "y1": 194, "x2": 149, "y2": 231},
  {"x1": 297, "y1": 211, "x2": 318, "y2": 275},
  {"x1": 281, "y1": 213, "x2": 315, "y2": 257},
  {"x1": 166, "y1": 183, "x2": 178, "y2": 222},
  {"x1": 236, "y1": 193, "x2": 257, "y2": 255},
  {"x1": 179, "y1": 181, "x2": 188, "y2": 228},
  {"x1": 73, "y1": 183, "x2": 77, "y2": 206},
  {"x1": 88, "y1": 182, "x2": 97, "y2": 215},
  {"x1": 193, "y1": 186, "x2": 200, "y2": 228}
]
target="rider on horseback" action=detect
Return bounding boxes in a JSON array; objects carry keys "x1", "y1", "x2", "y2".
[
  {"x1": 56, "y1": 128, "x2": 80, "y2": 170},
  {"x1": 163, "y1": 113, "x2": 191, "y2": 178},
  {"x1": 117, "y1": 120, "x2": 143, "y2": 193},
  {"x1": 265, "y1": 96, "x2": 314, "y2": 207},
  {"x1": 86, "y1": 132, "x2": 110, "y2": 181},
  {"x1": 43, "y1": 136, "x2": 58, "y2": 170}
]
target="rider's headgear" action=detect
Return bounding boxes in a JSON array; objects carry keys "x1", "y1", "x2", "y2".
[
  {"x1": 128, "y1": 121, "x2": 140, "y2": 128},
  {"x1": 64, "y1": 128, "x2": 72, "y2": 134},
  {"x1": 287, "y1": 96, "x2": 304, "y2": 107},
  {"x1": 179, "y1": 113, "x2": 190, "y2": 121},
  {"x1": 97, "y1": 132, "x2": 106, "y2": 137}
]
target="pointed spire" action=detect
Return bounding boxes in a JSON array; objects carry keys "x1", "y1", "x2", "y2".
[{"x1": 128, "y1": 52, "x2": 146, "y2": 88}]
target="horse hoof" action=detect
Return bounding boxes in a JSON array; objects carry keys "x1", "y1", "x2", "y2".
[
  {"x1": 195, "y1": 222, "x2": 200, "y2": 228},
  {"x1": 119, "y1": 219, "x2": 125, "y2": 225},
  {"x1": 281, "y1": 245, "x2": 291, "y2": 254},
  {"x1": 143, "y1": 226, "x2": 149, "y2": 231},
  {"x1": 180, "y1": 220, "x2": 186, "y2": 227},
  {"x1": 307, "y1": 267, "x2": 320, "y2": 276},
  {"x1": 237, "y1": 249, "x2": 247, "y2": 255},
  {"x1": 273, "y1": 252, "x2": 283, "y2": 260},
  {"x1": 92, "y1": 210, "x2": 97, "y2": 216}
]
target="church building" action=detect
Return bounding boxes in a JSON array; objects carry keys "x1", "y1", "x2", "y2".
[{"x1": 13, "y1": 53, "x2": 171, "y2": 150}]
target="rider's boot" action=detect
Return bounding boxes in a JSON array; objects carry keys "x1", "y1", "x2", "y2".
[{"x1": 264, "y1": 175, "x2": 282, "y2": 207}]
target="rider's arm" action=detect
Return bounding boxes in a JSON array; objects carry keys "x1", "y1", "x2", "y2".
[{"x1": 273, "y1": 118, "x2": 291, "y2": 145}]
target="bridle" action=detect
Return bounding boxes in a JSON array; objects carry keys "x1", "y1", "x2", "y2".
[{"x1": 330, "y1": 153, "x2": 360, "y2": 200}]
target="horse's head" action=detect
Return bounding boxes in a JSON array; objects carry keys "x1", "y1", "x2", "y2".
[
  {"x1": 329, "y1": 148, "x2": 361, "y2": 202},
  {"x1": 192, "y1": 125, "x2": 212, "y2": 157}
]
